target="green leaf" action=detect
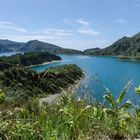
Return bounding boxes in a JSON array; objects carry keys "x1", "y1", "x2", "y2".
[
  {"x1": 116, "y1": 90, "x2": 126, "y2": 104},
  {"x1": 103, "y1": 94, "x2": 115, "y2": 107},
  {"x1": 117, "y1": 81, "x2": 131, "y2": 104},
  {"x1": 135, "y1": 86, "x2": 140, "y2": 94},
  {"x1": 118, "y1": 100, "x2": 132, "y2": 110},
  {"x1": 103, "y1": 108, "x2": 117, "y2": 116}
]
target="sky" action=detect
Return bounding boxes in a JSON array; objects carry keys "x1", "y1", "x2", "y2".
[{"x1": 0, "y1": 0, "x2": 140, "y2": 50}]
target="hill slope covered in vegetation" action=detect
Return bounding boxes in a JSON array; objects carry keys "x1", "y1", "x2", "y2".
[
  {"x1": 84, "y1": 32, "x2": 140, "y2": 56},
  {"x1": 0, "y1": 63, "x2": 83, "y2": 107},
  {"x1": 0, "y1": 51, "x2": 61, "y2": 67}
]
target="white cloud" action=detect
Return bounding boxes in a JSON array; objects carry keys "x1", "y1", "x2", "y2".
[
  {"x1": 63, "y1": 18, "x2": 72, "y2": 24},
  {"x1": 0, "y1": 21, "x2": 13, "y2": 25},
  {"x1": 0, "y1": 27, "x2": 73, "y2": 43},
  {"x1": 76, "y1": 19, "x2": 90, "y2": 27},
  {"x1": 63, "y1": 19, "x2": 70, "y2": 24},
  {"x1": 63, "y1": 18, "x2": 90, "y2": 27},
  {"x1": 0, "y1": 20, "x2": 103, "y2": 50},
  {"x1": 0, "y1": 34, "x2": 57, "y2": 42},
  {"x1": 0, "y1": 33, "x2": 109, "y2": 50},
  {"x1": 78, "y1": 28, "x2": 100, "y2": 35},
  {"x1": 37, "y1": 28, "x2": 73, "y2": 36},
  {"x1": 114, "y1": 18, "x2": 127, "y2": 24},
  {"x1": 63, "y1": 18, "x2": 100, "y2": 36},
  {"x1": 0, "y1": 21, "x2": 27, "y2": 33}
]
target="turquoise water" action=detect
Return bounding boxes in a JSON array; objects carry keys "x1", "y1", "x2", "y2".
[
  {"x1": 32, "y1": 55, "x2": 140, "y2": 104},
  {"x1": 0, "y1": 52, "x2": 140, "y2": 103}
]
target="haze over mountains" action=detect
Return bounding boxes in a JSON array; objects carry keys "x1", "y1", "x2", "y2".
[
  {"x1": 1, "y1": 32, "x2": 140, "y2": 56},
  {"x1": 0, "y1": 39, "x2": 82, "y2": 54}
]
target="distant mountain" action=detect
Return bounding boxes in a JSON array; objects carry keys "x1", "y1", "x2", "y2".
[
  {"x1": 84, "y1": 32, "x2": 140, "y2": 56},
  {"x1": 2, "y1": 32, "x2": 140, "y2": 56},
  {"x1": 19, "y1": 40, "x2": 61, "y2": 52},
  {"x1": 0, "y1": 39, "x2": 21, "y2": 45},
  {"x1": 83, "y1": 48, "x2": 100, "y2": 55},
  {"x1": 0, "y1": 39, "x2": 82, "y2": 54},
  {"x1": 0, "y1": 39, "x2": 24, "y2": 52},
  {"x1": 0, "y1": 44, "x2": 10, "y2": 52}
]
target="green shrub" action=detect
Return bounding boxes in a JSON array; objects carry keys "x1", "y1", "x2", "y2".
[
  {"x1": 0, "y1": 89, "x2": 5, "y2": 103},
  {"x1": 0, "y1": 86, "x2": 140, "y2": 140}
]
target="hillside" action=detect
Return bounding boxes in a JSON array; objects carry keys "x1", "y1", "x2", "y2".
[
  {"x1": 19, "y1": 40, "x2": 61, "y2": 52},
  {"x1": 0, "y1": 39, "x2": 22, "y2": 45},
  {"x1": 0, "y1": 50, "x2": 83, "y2": 103},
  {"x1": 0, "y1": 64, "x2": 83, "y2": 105},
  {"x1": 83, "y1": 47, "x2": 100, "y2": 55},
  {"x1": 0, "y1": 51, "x2": 61, "y2": 67},
  {"x1": 84, "y1": 32, "x2": 140, "y2": 56},
  {"x1": 0, "y1": 39, "x2": 24, "y2": 52},
  {"x1": 0, "y1": 39, "x2": 83, "y2": 54},
  {"x1": 2, "y1": 32, "x2": 140, "y2": 56}
]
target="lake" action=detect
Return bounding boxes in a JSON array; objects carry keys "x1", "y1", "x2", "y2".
[{"x1": 32, "y1": 54, "x2": 140, "y2": 104}]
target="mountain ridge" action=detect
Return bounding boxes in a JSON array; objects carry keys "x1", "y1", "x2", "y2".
[
  {"x1": 0, "y1": 39, "x2": 22, "y2": 45},
  {"x1": 83, "y1": 32, "x2": 140, "y2": 56},
  {"x1": 0, "y1": 39, "x2": 83, "y2": 54},
  {"x1": 1, "y1": 32, "x2": 140, "y2": 56}
]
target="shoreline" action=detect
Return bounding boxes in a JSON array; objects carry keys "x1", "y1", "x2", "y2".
[
  {"x1": 39, "y1": 77, "x2": 84, "y2": 106},
  {"x1": 28, "y1": 60, "x2": 62, "y2": 68},
  {"x1": 115, "y1": 55, "x2": 140, "y2": 62}
]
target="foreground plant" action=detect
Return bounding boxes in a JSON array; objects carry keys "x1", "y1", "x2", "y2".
[
  {"x1": 0, "y1": 85, "x2": 140, "y2": 140},
  {"x1": 103, "y1": 82, "x2": 133, "y2": 139},
  {"x1": 135, "y1": 85, "x2": 140, "y2": 94},
  {"x1": 0, "y1": 89, "x2": 5, "y2": 103}
]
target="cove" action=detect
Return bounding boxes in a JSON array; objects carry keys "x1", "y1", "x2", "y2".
[{"x1": 32, "y1": 55, "x2": 140, "y2": 104}]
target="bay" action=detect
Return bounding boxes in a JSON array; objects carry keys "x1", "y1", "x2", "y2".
[{"x1": 32, "y1": 54, "x2": 140, "y2": 103}]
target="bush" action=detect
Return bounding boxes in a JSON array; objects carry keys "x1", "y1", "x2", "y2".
[
  {"x1": 0, "y1": 89, "x2": 5, "y2": 103},
  {"x1": 0, "y1": 86, "x2": 140, "y2": 140}
]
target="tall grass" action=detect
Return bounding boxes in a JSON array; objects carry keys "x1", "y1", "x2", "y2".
[{"x1": 0, "y1": 87, "x2": 140, "y2": 140}]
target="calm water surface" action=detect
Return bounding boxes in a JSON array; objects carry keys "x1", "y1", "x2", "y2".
[
  {"x1": 0, "y1": 53, "x2": 140, "y2": 103},
  {"x1": 32, "y1": 55, "x2": 140, "y2": 104}
]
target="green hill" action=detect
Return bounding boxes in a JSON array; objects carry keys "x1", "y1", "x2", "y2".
[
  {"x1": 83, "y1": 47, "x2": 100, "y2": 55},
  {"x1": 84, "y1": 32, "x2": 140, "y2": 56},
  {"x1": 0, "y1": 64, "x2": 83, "y2": 102},
  {"x1": 0, "y1": 51, "x2": 61, "y2": 67},
  {"x1": 19, "y1": 40, "x2": 61, "y2": 52}
]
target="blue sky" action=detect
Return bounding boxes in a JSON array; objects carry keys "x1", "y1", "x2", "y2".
[{"x1": 0, "y1": 0, "x2": 140, "y2": 50}]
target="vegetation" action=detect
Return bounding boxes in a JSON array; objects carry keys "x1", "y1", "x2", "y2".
[
  {"x1": 0, "y1": 42, "x2": 140, "y2": 139},
  {"x1": 0, "y1": 51, "x2": 61, "y2": 67},
  {"x1": 0, "y1": 64, "x2": 83, "y2": 108},
  {"x1": 117, "y1": 55, "x2": 140, "y2": 61},
  {"x1": 0, "y1": 62, "x2": 14, "y2": 71},
  {"x1": 0, "y1": 84, "x2": 139, "y2": 140},
  {"x1": 135, "y1": 85, "x2": 140, "y2": 94},
  {"x1": 83, "y1": 32, "x2": 140, "y2": 56},
  {"x1": 0, "y1": 89, "x2": 5, "y2": 103},
  {"x1": 83, "y1": 48, "x2": 100, "y2": 55},
  {"x1": 2, "y1": 32, "x2": 140, "y2": 56}
]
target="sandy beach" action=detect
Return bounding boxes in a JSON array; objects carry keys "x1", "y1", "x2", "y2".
[{"x1": 28, "y1": 60, "x2": 62, "y2": 68}]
